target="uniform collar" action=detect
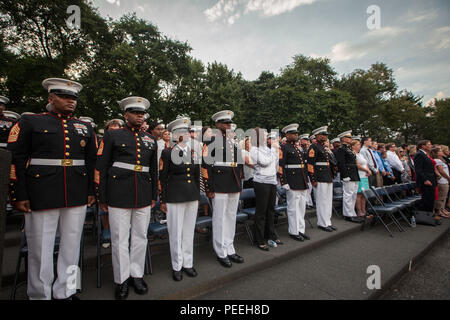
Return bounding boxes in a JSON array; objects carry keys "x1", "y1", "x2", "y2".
[
  {"x1": 126, "y1": 124, "x2": 141, "y2": 133},
  {"x1": 50, "y1": 110, "x2": 72, "y2": 120}
]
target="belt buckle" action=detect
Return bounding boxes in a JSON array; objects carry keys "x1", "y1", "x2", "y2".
[
  {"x1": 61, "y1": 159, "x2": 73, "y2": 167},
  {"x1": 134, "y1": 165, "x2": 143, "y2": 172},
  {"x1": 231, "y1": 162, "x2": 237, "y2": 167}
]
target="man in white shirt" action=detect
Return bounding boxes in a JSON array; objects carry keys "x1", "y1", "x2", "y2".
[
  {"x1": 360, "y1": 137, "x2": 378, "y2": 187},
  {"x1": 385, "y1": 143, "x2": 404, "y2": 183}
]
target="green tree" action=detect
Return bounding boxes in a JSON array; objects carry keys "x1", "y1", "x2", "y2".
[{"x1": 0, "y1": 0, "x2": 109, "y2": 113}]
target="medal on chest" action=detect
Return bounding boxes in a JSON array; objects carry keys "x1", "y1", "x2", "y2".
[{"x1": 73, "y1": 123, "x2": 88, "y2": 135}]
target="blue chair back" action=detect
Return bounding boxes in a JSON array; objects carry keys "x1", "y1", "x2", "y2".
[{"x1": 240, "y1": 188, "x2": 256, "y2": 201}]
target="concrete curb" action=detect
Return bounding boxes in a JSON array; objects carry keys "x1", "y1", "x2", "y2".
[{"x1": 369, "y1": 223, "x2": 450, "y2": 300}]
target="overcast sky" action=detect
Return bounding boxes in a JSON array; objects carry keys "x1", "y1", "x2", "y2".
[{"x1": 92, "y1": 0, "x2": 450, "y2": 105}]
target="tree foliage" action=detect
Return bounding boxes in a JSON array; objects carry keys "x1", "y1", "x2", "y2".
[{"x1": 0, "y1": 1, "x2": 444, "y2": 145}]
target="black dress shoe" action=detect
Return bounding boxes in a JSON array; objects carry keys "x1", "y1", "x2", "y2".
[
  {"x1": 289, "y1": 234, "x2": 304, "y2": 242},
  {"x1": 328, "y1": 225, "x2": 338, "y2": 231},
  {"x1": 182, "y1": 267, "x2": 198, "y2": 278},
  {"x1": 115, "y1": 280, "x2": 129, "y2": 300},
  {"x1": 228, "y1": 254, "x2": 244, "y2": 263},
  {"x1": 318, "y1": 226, "x2": 333, "y2": 232},
  {"x1": 344, "y1": 216, "x2": 364, "y2": 223},
  {"x1": 172, "y1": 270, "x2": 183, "y2": 281},
  {"x1": 217, "y1": 256, "x2": 232, "y2": 268},
  {"x1": 130, "y1": 277, "x2": 148, "y2": 295},
  {"x1": 299, "y1": 232, "x2": 310, "y2": 240}
]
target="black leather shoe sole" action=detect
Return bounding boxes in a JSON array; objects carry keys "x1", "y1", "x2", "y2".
[
  {"x1": 217, "y1": 257, "x2": 232, "y2": 268},
  {"x1": 115, "y1": 285, "x2": 129, "y2": 300},
  {"x1": 299, "y1": 232, "x2": 310, "y2": 240},
  {"x1": 289, "y1": 234, "x2": 304, "y2": 242},
  {"x1": 129, "y1": 279, "x2": 148, "y2": 295},
  {"x1": 318, "y1": 226, "x2": 333, "y2": 232},
  {"x1": 172, "y1": 271, "x2": 183, "y2": 281},
  {"x1": 228, "y1": 255, "x2": 244, "y2": 263},
  {"x1": 329, "y1": 225, "x2": 338, "y2": 231},
  {"x1": 182, "y1": 267, "x2": 198, "y2": 277}
]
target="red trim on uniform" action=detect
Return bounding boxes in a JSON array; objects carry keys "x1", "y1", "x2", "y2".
[
  {"x1": 134, "y1": 130, "x2": 139, "y2": 209},
  {"x1": 61, "y1": 118, "x2": 68, "y2": 207}
]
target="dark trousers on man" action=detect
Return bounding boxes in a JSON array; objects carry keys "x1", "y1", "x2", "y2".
[
  {"x1": 392, "y1": 168, "x2": 402, "y2": 184},
  {"x1": 419, "y1": 185, "x2": 436, "y2": 212},
  {"x1": 253, "y1": 182, "x2": 278, "y2": 246}
]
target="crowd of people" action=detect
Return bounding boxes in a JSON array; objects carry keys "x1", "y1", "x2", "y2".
[{"x1": 0, "y1": 77, "x2": 449, "y2": 301}]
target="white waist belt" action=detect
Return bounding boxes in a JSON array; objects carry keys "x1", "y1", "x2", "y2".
[
  {"x1": 0, "y1": 143, "x2": 7, "y2": 148},
  {"x1": 285, "y1": 164, "x2": 304, "y2": 169},
  {"x1": 214, "y1": 162, "x2": 238, "y2": 167},
  {"x1": 113, "y1": 162, "x2": 149, "y2": 172},
  {"x1": 30, "y1": 159, "x2": 85, "y2": 166},
  {"x1": 315, "y1": 162, "x2": 329, "y2": 166}
]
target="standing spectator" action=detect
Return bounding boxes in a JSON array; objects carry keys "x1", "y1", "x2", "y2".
[
  {"x1": 250, "y1": 128, "x2": 282, "y2": 250},
  {"x1": 148, "y1": 121, "x2": 166, "y2": 162},
  {"x1": 398, "y1": 147, "x2": 412, "y2": 183},
  {"x1": 360, "y1": 137, "x2": 378, "y2": 187},
  {"x1": 354, "y1": 140, "x2": 371, "y2": 217},
  {"x1": 371, "y1": 141, "x2": 384, "y2": 187},
  {"x1": 440, "y1": 145, "x2": 450, "y2": 210},
  {"x1": 414, "y1": 140, "x2": 438, "y2": 217},
  {"x1": 241, "y1": 137, "x2": 255, "y2": 189},
  {"x1": 431, "y1": 147, "x2": 450, "y2": 218},
  {"x1": 378, "y1": 144, "x2": 396, "y2": 185},
  {"x1": 385, "y1": 143, "x2": 404, "y2": 183},
  {"x1": 409, "y1": 145, "x2": 417, "y2": 181},
  {"x1": 196, "y1": 126, "x2": 213, "y2": 234}
]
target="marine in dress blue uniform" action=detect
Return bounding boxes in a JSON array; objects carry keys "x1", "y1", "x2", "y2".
[
  {"x1": 7, "y1": 78, "x2": 97, "y2": 300},
  {"x1": 159, "y1": 118, "x2": 201, "y2": 281},
  {"x1": 96, "y1": 96, "x2": 157, "y2": 299}
]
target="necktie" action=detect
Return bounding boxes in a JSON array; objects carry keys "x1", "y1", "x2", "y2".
[{"x1": 369, "y1": 149, "x2": 377, "y2": 169}]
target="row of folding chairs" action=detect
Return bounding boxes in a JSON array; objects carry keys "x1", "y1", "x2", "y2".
[{"x1": 361, "y1": 183, "x2": 421, "y2": 237}]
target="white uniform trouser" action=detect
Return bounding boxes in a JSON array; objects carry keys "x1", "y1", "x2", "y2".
[
  {"x1": 286, "y1": 189, "x2": 308, "y2": 235},
  {"x1": 314, "y1": 182, "x2": 333, "y2": 227},
  {"x1": 306, "y1": 182, "x2": 314, "y2": 207},
  {"x1": 166, "y1": 201, "x2": 198, "y2": 271},
  {"x1": 25, "y1": 206, "x2": 86, "y2": 300},
  {"x1": 212, "y1": 193, "x2": 240, "y2": 259},
  {"x1": 109, "y1": 206, "x2": 151, "y2": 284},
  {"x1": 342, "y1": 181, "x2": 358, "y2": 217}
]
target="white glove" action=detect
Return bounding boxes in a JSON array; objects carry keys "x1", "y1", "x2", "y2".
[
  {"x1": 342, "y1": 177, "x2": 351, "y2": 182},
  {"x1": 282, "y1": 184, "x2": 291, "y2": 191}
]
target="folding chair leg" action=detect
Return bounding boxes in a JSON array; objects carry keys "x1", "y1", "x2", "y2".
[
  {"x1": 388, "y1": 213, "x2": 404, "y2": 232},
  {"x1": 306, "y1": 215, "x2": 313, "y2": 229},
  {"x1": 242, "y1": 221, "x2": 254, "y2": 246},
  {"x1": 97, "y1": 210, "x2": 102, "y2": 288},
  {"x1": 398, "y1": 210, "x2": 412, "y2": 228},
  {"x1": 374, "y1": 214, "x2": 394, "y2": 237},
  {"x1": 78, "y1": 233, "x2": 84, "y2": 293},
  {"x1": 10, "y1": 254, "x2": 23, "y2": 300},
  {"x1": 145, "y1": 242, "x2": 152, "y2": 275}
]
